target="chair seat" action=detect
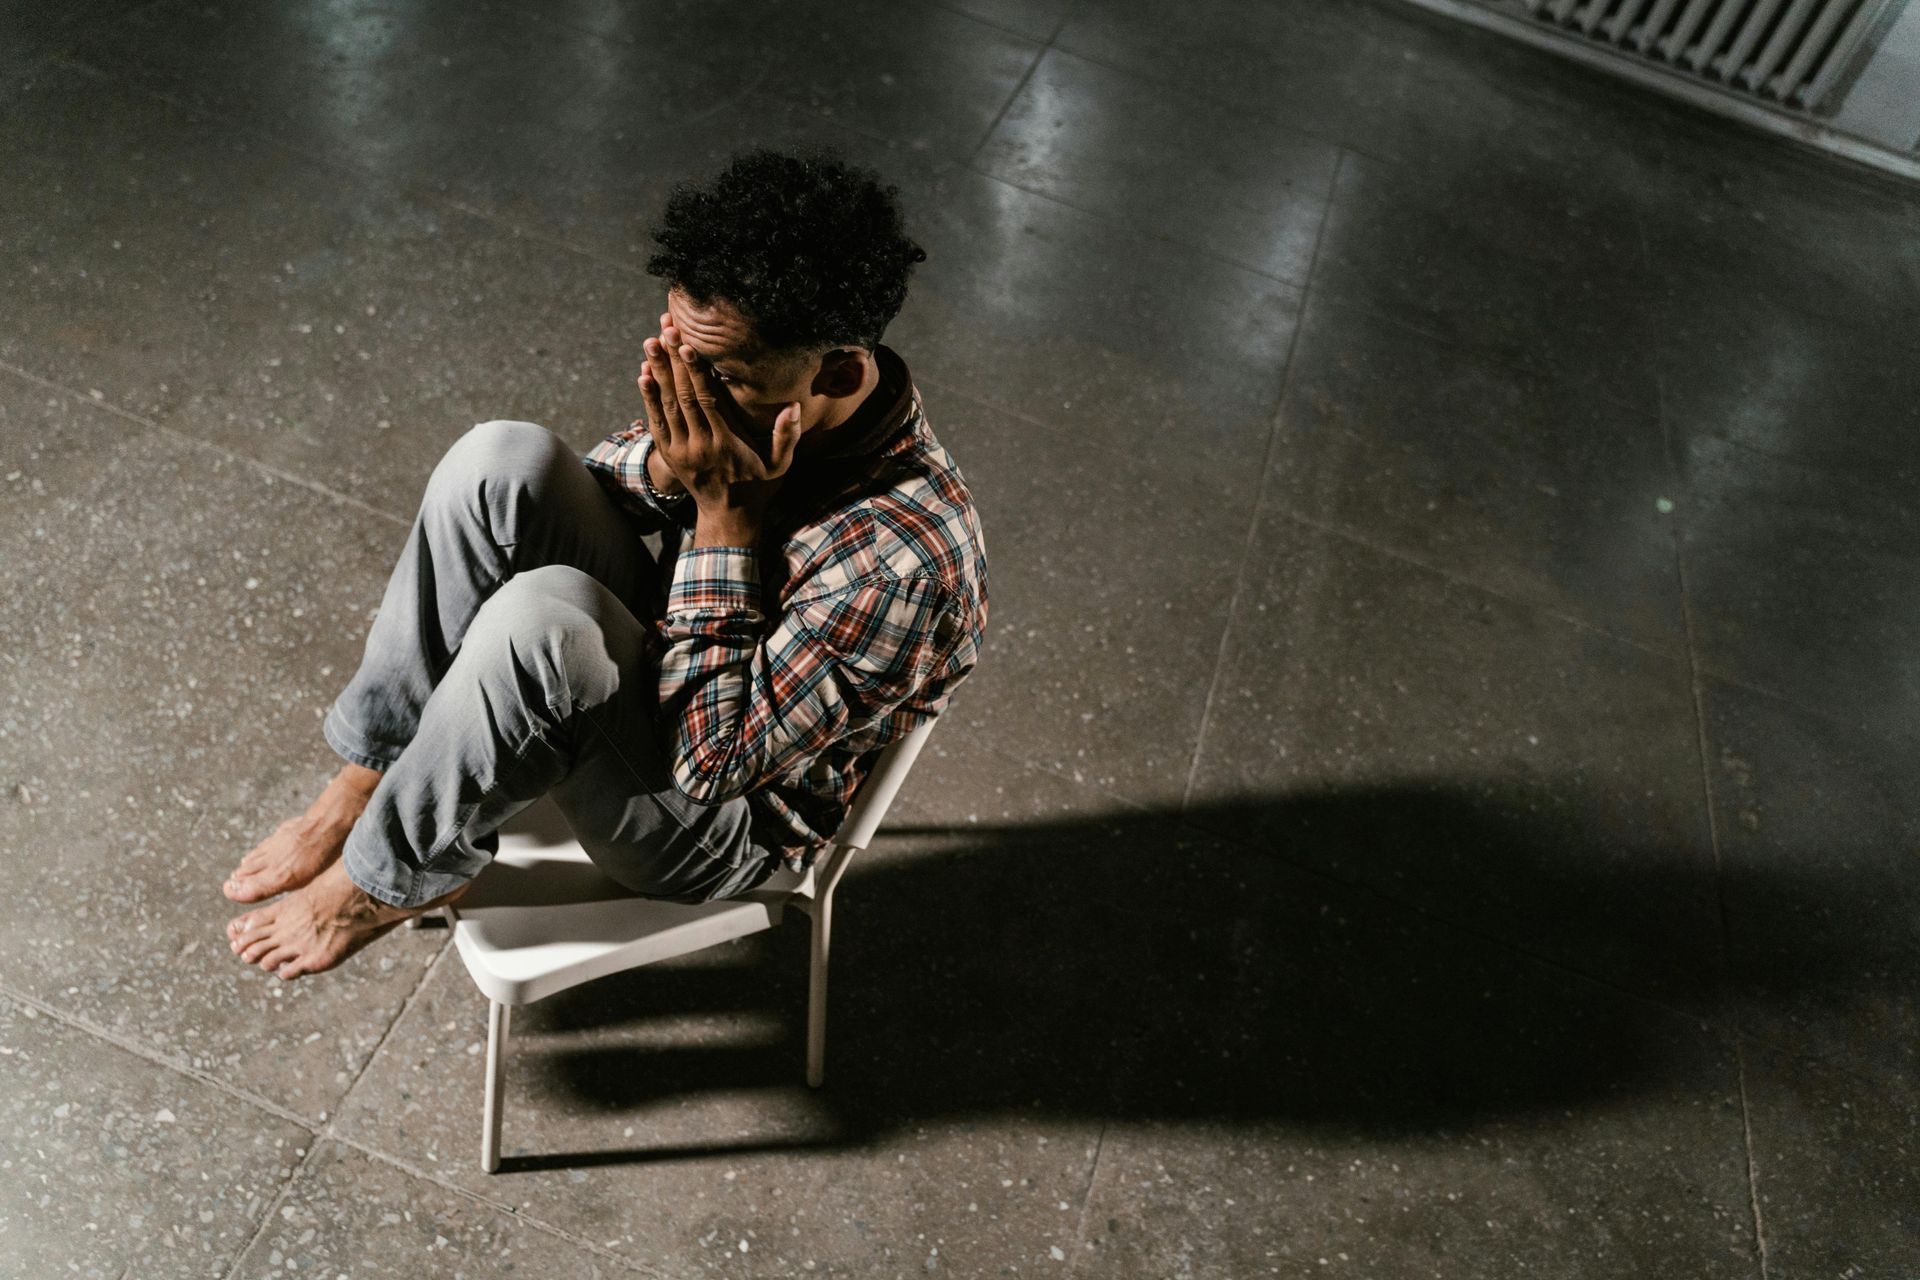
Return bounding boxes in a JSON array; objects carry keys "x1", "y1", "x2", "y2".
[{"x1": 444, "y1": 795, "x2": 815, "y2": 1006}]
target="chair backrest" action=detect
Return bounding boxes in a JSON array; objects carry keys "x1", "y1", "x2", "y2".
[{"x1": 810, "y1": 717, "x2": 938, "y2": 898}]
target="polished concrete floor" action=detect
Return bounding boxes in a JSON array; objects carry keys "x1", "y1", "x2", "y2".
[{"x1": 2, "y1": 0, "x2": 1916, "y2": 1276}]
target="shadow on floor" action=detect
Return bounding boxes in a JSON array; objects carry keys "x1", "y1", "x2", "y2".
[{"x1": 495, "y1": 786, "x2": 1892, "y2": 1163}]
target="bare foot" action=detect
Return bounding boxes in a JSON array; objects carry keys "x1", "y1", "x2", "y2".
[
  {"x1": 226, "y1": 859, "x2": 468, "y2": 981},
  {"x1": 223, "y1": 764, "x2": 382, "y2": 903}
]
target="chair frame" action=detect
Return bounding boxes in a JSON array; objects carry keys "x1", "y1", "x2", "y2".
[{"x1": 441, "y1": 718, "x2": 938, "y2": 1172}]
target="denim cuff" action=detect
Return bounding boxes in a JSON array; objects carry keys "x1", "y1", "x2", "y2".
[
  {"x1": 342, "y1": 823, "x2": 491, "y2": 909},
  {"x1": 322, "y1": 704, "x2": 403, "y2": 773}
]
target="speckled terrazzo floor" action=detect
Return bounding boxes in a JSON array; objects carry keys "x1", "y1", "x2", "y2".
[{"x1": 1, "y1": 0, "x2": 1916, "y2": 1276}]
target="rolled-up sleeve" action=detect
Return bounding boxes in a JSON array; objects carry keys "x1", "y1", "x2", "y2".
[{"x1": 655, "y1": 545, "x2": 961, "y2": 804}]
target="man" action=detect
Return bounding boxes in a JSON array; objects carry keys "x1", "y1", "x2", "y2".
[{"x1": 222, "y1": 148, "x2": 989, "y2": 980}]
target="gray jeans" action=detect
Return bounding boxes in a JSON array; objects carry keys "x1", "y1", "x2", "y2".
[{"x1": 322, "y1": 419, "x2": 778, "y2": 909}]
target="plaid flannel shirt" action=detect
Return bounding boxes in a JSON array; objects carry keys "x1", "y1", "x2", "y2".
[{"x1": 581, "y1": 346, "x2": 987, "y2": 873}]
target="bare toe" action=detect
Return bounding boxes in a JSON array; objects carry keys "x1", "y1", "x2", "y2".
[
  {"x1": 254, "y1": 942, "x2": 296, "y2": 972},
  {"x1": 223, "y1": 815, "x2": 351, "y2": 903},
  {"x1": 227, "y1": 906, "x2": 270, "y2": 943},
  {"x1": 233, "y1": 907, "x2": 279, "y2": 961}
]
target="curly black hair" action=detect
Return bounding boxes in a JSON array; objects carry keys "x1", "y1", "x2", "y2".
[{"x1": 645, "y1": 147, "x2": 926, "y2": 355}]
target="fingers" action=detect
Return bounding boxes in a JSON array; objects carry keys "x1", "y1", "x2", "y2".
[
  {"x1": 766, "y1": 402, "x2": 804, "y2": 478},
  {"x1": 642, "y1": 336, "x2": 680, "y2": 448},
  {"x1": 664, "y1": 339, "x2": 715, "y2": 446},
  {"x1": 639, "y1": 358, "x2": 672, "y2": 450}
]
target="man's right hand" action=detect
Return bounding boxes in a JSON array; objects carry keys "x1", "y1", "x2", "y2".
[{"x1": 644, "y1": 432, "x2": 687, "y2": 499}]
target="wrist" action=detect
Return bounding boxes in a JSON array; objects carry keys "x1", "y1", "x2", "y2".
[
  {"x1": 643, "y1": 444, "x2": 688, "y2": 503},
  {"x1": 692, "y1": 504, "x2": 764, "y2": 549}
]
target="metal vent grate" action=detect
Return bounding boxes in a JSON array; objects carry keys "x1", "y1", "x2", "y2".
[{"x1": 1520, "y1": 0, "x2": 1899, "y2": 110}]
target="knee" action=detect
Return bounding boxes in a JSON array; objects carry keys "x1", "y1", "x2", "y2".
[
  {"x1": 469, "y1": 566, "x2": 596, "y2": 647},
  {"x1": 428, "y1": 419, "x2": 565, "y2": 500},
  {"x1": 464, "y1": 567, "x2": 632, "y2": 705}
]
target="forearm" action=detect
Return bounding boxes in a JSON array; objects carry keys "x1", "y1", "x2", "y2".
[{"x1": 655, "y1": 545, "x2": 773, "y2": 803}]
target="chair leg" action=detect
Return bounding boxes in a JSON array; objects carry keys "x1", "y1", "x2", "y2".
[
  {"x1": 481, "y1": 1000, "x2": 510, "y2": 1173},
  {"x1": 806, "y1": 893, "x2": 833, "y2": 1088}
]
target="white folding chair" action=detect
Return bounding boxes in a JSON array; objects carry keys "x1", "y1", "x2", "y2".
[{"x1": 439, "y1": 717, "x2": 937, "y2": 1172}]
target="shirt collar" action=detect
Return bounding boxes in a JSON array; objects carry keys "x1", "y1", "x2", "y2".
[{"x1": 796, "y1": 344, "x2": 915, "y2": 466}]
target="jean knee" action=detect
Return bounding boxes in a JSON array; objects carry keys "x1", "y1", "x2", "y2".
[
  {"x1": 469, "y1": 565, "x2": 592, "y2": 644},
  {"x1": 464, "y1": 566, "x2": 625, "y2": 705},
  {"x1": 427, "y1": 418, "x2": 558, "y2": 497}
]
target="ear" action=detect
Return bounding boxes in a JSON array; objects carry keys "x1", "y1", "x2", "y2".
[{"x1": 812, "y1": 348, "x2": 870, "y2": 400}]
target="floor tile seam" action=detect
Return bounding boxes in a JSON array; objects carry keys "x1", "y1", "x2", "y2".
[
  {"x1": 1033, "y1": 38, "x2": 1354, "y2": 156},
  {"x1": 1005, "y1": 36, "x2": 1366, "y2": 160},
  {"x1": 1661, "y1": 373, "x2": 1735, "y2": 958},
  {"x1": 0, "y1": 966, "x2": 331, "y2": 1280},
  {"x1": 1183, "y1": 805, "x2": 1732, "y2": 1025},
  {"x1": 678, "y1": 54, "x2": 780, "y2": 132},
  {"x1": 0, "y1": 356, "x2": 412, "y2": 530},
  {"x1": 0, "y1": 978, "x2": 326, "y2": 1134},
  {"x1": 219, "y1": 1138, "x2": 329, "y2": 1280},
  {"x1": 955, "y1": 160, "x2": 1318, "y2": 290},
  {"x1": 314, "y1": 939, "x2": 664, "y2": 1277},
  {"x1": 0, "y1": 985, "x2": 651, "y2": 1272},
  {"x1": 109, "y1": 61, "x2": 1000, "y2": 345},
  {"x1": 1275, "y1": 505, "x2": 1694, "y2": 667},
  {"x1": 321, "y1": 933, "x2": 457, "y2": 1144},
  {"x1": 905, "y1": 747, "x2": 1909, "y2": 1108},
  {"x1": 1179, "y1": 153, "x2": 1344, "y2": 811},
  {"x1": 896, "y1": 733, "x2": 1167, "y2": 823},
  {"x1": 964, "y1": 32, "x2": 1052, "y2": 167},
  {"x1": 1043, "y1": 26, "x2": 1729, "y2": 198},
  {"x1": 1045, "y1": 0, "x2": 1079, "y2": 43},
  {"x1": 1670, "y1": 426, "x2": 1920, "y2": 507},
  {"x1": 1691, "y1": 659, "x2": 1917, "y2": 748},
  {"x1": 1724, "y1": 1017, "x2": 1904, "y2": 1101},
  {"x1": 60, "y1": 0, "x2": 187, "y2": 44},
  {"x1": 907, "y1": 368, "x2": 1263, "y2": 471},
  {"x1": 2, "y1": 50, "x2": 58, "y2": 99},
  {"x1": 1301, "y1": 293, "x2": 1659, "y2": 420},
  {"x1": 79, "y1": 0, "x2": 600, "y2": 86},
  {"x1": 1731, "y1": 1034, "x2": 1772, "y2": 1277},
  {"x1": 1666, "y1": 369, "x2": 1769, "y2": 1276},
  {"x1": 425, "y1": 193, "x2": 653, "y2": 281},
  {"x1": 1060, "y1": 1121, "x2": 1107, "y2": 1278},
  {"x1": 879, "y1": 741, "x2": 1741, "y2": 1065},
  {"x1": 322, "y1": 1132, "x2": 673, "y2": 1278},
  {"x1": 46, "y1": 51, "x2": 663, "y2": 297},
  {"x1": 915, "y1": 0, "x2": 1059, "y2": 43},
  {"x1": 453, "y1": 0, "x2": 648, "y2": 52},
  {"x1": 56, "y1": 44, "x2": 1310, "y2": 356},
  {"x1": 503, "y1": 14, "x2": 643, "y2": 136}
]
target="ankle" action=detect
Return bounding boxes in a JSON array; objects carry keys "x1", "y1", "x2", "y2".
[
  {"x1": 334, "y1": 763, "x2": 383, "y2": 798},
  {"x1": 310, "y1": 765, "x2": 382, "y2": 825}
]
